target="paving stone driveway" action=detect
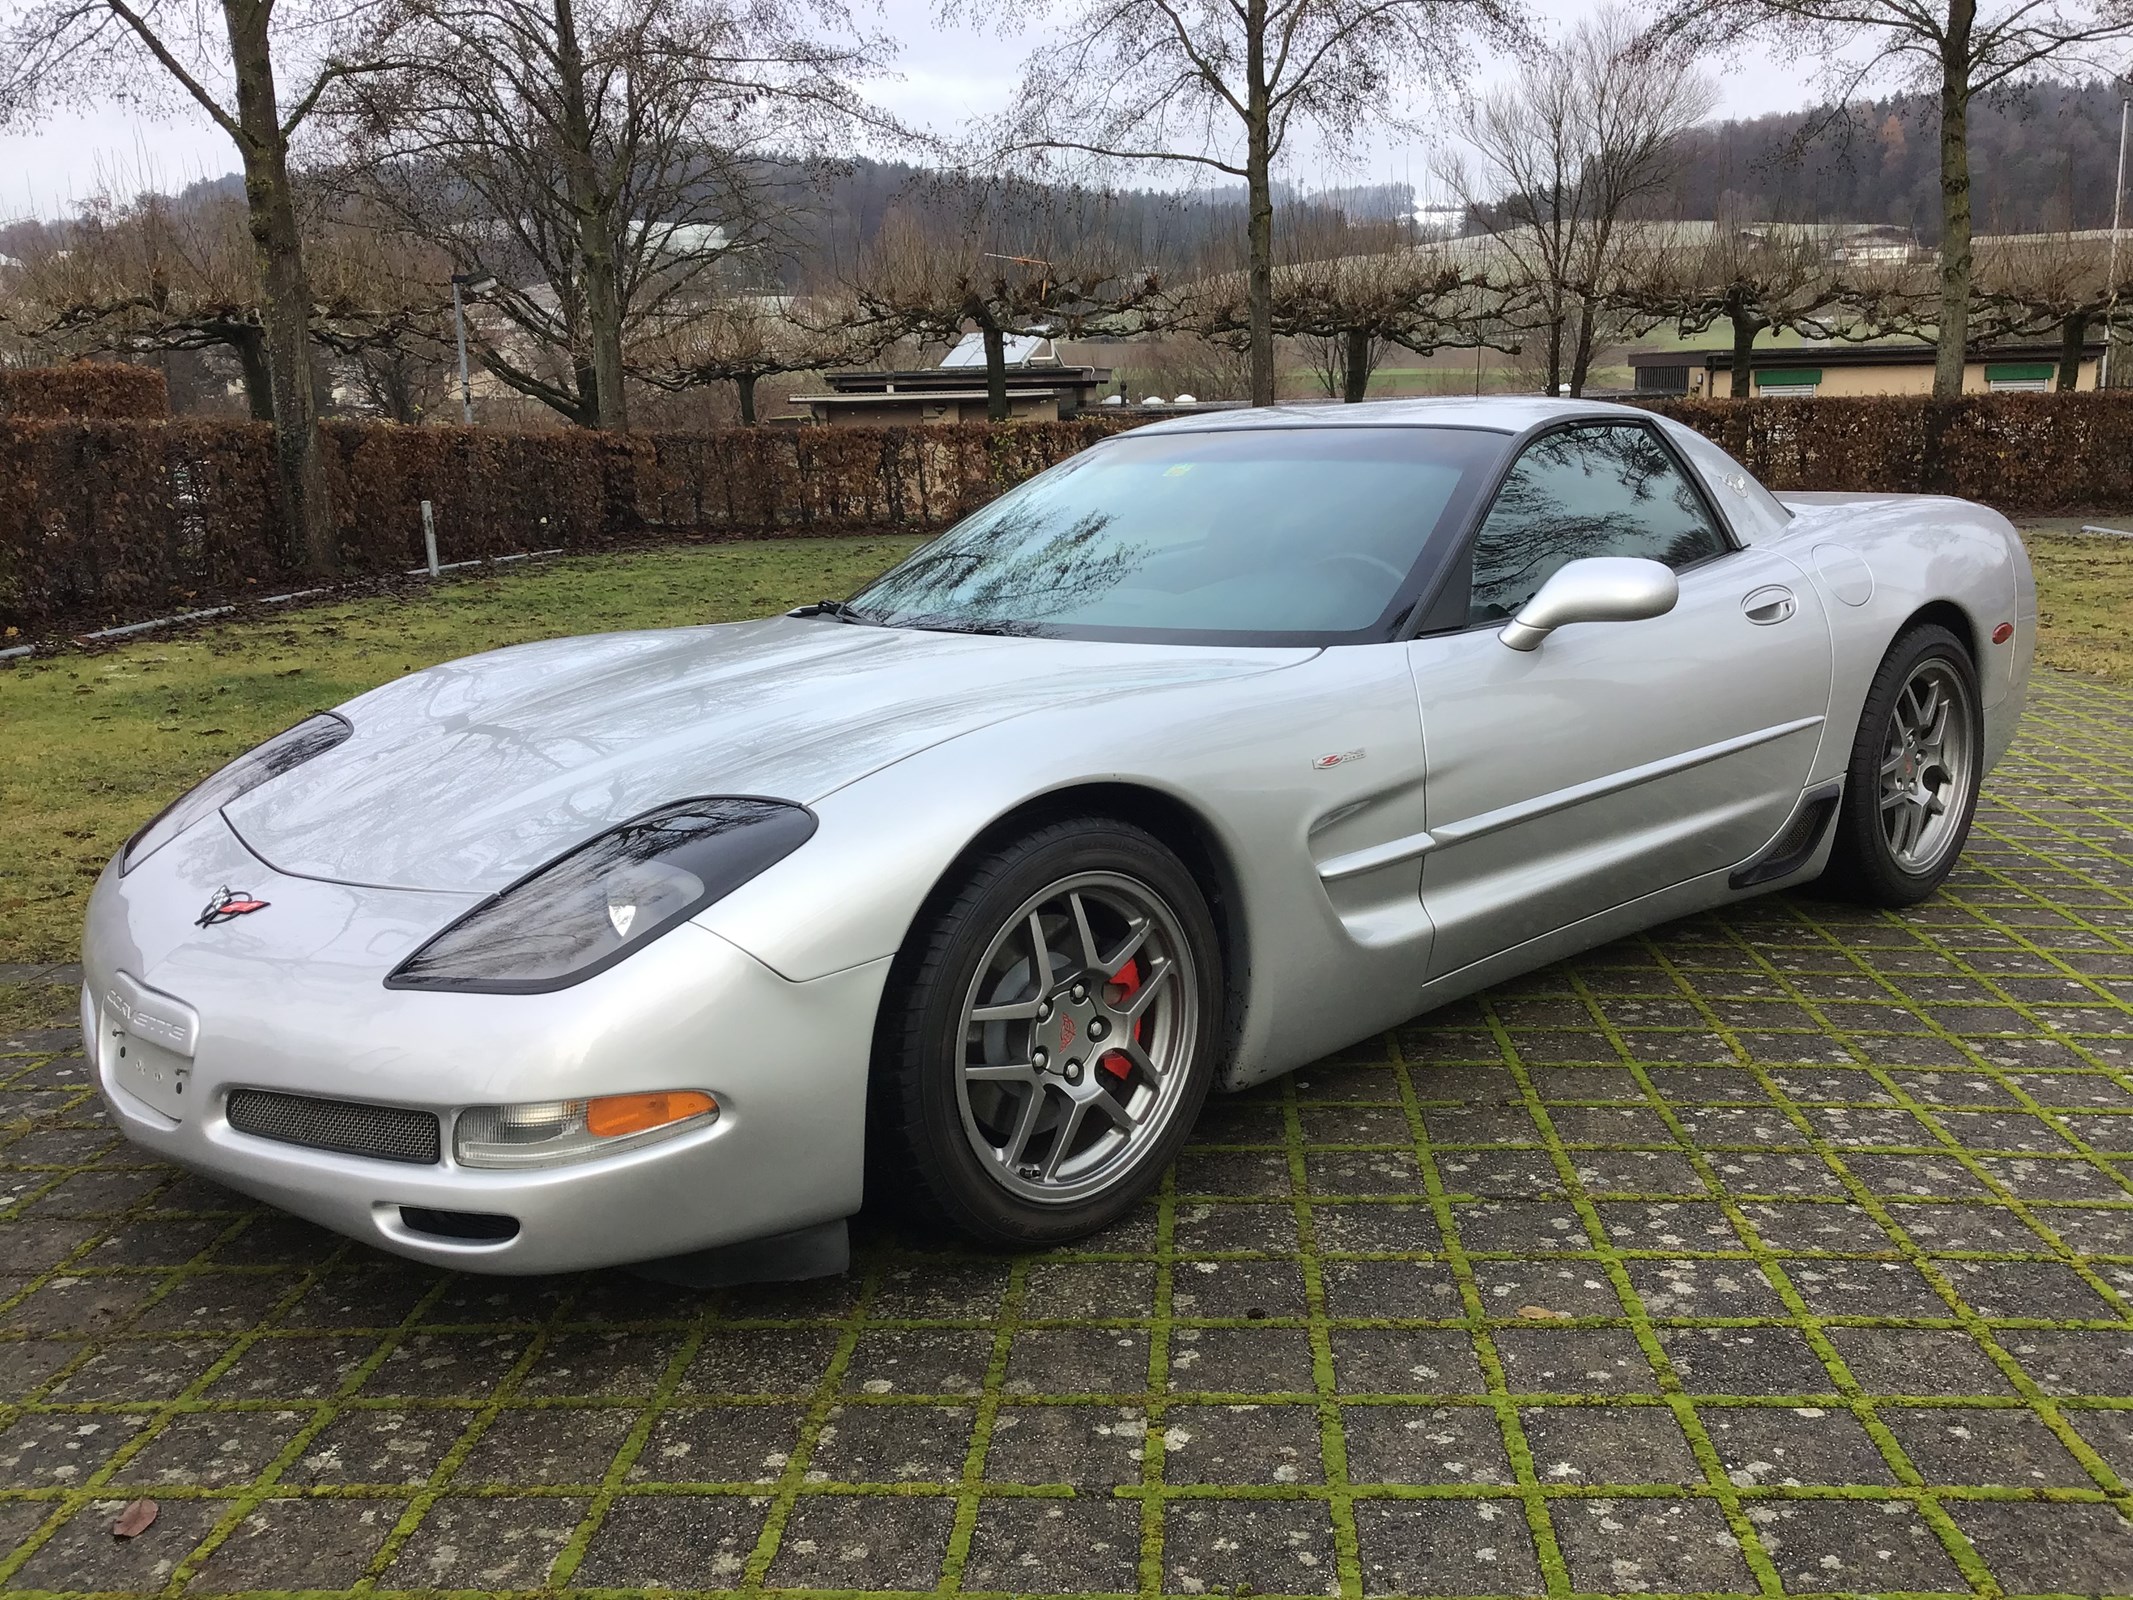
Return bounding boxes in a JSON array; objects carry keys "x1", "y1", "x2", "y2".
[{"x1": 2, "y1": 670, "x2": 2131, "y2": 1599}]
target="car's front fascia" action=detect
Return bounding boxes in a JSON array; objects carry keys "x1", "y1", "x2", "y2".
[{"x1": 82, "y1": 807, "x2": 887, "y2": 1274}]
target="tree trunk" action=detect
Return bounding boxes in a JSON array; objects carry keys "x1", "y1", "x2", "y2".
[
  {"x1": 1568, "y1": 297, "x2": 1597, "y2": 397},
  {"x1": 554, "y1": 0, "x2": 627, "y2": 429},
  {"x1": 2058, "y1": 311, "x2": 2087, "y2": 390},
  {"x1": 230, "y1": 326, "x2": 275, "y2": 421},
  {"x1": 1933, "y1": 0, "x2": 1976, "y2": 401},
  {"x1": 736, "y1": 372, "x2": 759, "y2": 425},
  {"x1": 1729, "y1": 306, "x2": 1760, "y2": 399},
  {"x1": 1342, "y1": 328, "x2": 1370, "y2": 402},
  {"x1": 1243, "y1": 0, "x2": 1275, "y2": 407},
  {"x1": 1543, "y1": 294, "x2": 1565, "y2": 396},
  {"x1": 224, "y1": 0, "x2": 332, "y2": 572},
  {"x1": 981, "y1": 318, "x2": 1008, "y2": 423}
]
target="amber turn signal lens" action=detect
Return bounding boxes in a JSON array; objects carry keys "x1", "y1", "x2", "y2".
[{"x1": 586, "y1": 1091, "x2": 716, "y2": 1139}]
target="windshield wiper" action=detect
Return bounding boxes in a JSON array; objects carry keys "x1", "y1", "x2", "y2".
[
  {"x1": 792, "y1": 599, "x2": 877, "y2": 625},
  {"x1": 909, "y1": 618, "x2": 1045, "y2": 638}
]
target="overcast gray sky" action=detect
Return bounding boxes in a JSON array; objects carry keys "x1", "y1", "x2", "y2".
[{"x1": 0, "y1": 0, "x2": 1821, "y2": 221}]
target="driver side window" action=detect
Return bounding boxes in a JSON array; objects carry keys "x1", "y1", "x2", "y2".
[{"x1": 1466, "y1": 425, "x2": 1732, "y2": 624}]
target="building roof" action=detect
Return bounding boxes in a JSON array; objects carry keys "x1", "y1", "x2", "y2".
[
  {"x1": 790, "y1": 388, "x2": 1070, "y2": 406},
  {"x1": 818, "y1": 363, "x2": 1112, "y2": 396},
  {"x1": 939, "y1": 331, "x2": 1057, "y2": 368}
]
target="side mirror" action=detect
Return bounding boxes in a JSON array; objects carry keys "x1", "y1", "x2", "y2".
[{"x1": 1499, "y1": 557, "x2": 1679, "y2": 651}]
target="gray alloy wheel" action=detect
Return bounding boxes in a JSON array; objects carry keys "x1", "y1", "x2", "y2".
[
  {"x1": 872, "y1": 814, "x2": 1223, "y2": 1247},
  {"x1": 1822, "y1": 623, "x2": 1982, "y2": 907},
  {"x1": 1877, "y1": 656, "x2": 1977, "y2": 875},
  {"x1": 954, "y1": 870, "x2": 1200, "y2": 1205}
]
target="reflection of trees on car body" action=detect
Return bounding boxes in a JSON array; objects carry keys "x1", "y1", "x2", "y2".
[{"x1": 853, "y1": 429, "x2": 1497, "y2": 640}]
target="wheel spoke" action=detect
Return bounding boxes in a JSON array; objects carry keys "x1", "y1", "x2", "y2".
[
  {"x1": 1880, "y1": 786, "x2": 1909, "y2": 812},
  {"x1": 1042, "y1": 1100, "x2": 1087, "y2": 1180},
  {"x1": 967, "y1": 1060, "x2": 1039, "y2": 1084},
  {"x1": 1102, "y1": 916, "x2": 1153, "y2": 978},
  {"x1": 1090, "y1": 1089, "x2": 1139, "y2": 1130},
  {"x1": 1026, "y1": 913, "x2": 1056, "y2": 994},
  {"x1": 971, "y1": 998, "x2": 1042, "y2": 1023},
  {"x1": 1123, "y1": 956, "x2": 1174, "y2": 1020},
  {"x1": 1068, "y1": 893, "x2": 1104, "y2": 970},
  {"x1": 1001, "y1": 1084, "x2": 1048, "y2": 1167}
]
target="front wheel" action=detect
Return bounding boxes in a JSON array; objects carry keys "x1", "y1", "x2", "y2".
[
  {"x1": 872, "y1": 817, "x2": 1223, "y2": 1247},
  {"x1": 1822, "y1": 623, "x2": 1983, "y2": 906}
]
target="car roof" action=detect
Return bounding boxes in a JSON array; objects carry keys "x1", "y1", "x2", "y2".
[{"x1": 1126, "y1": 395, "x2": 1657, "y2": 436}]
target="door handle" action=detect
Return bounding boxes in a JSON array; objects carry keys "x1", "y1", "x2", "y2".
[{"x1": 1743, "y1": 586, "x2": 1796, "y2": 625}]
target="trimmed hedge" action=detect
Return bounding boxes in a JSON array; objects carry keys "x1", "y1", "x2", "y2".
[
  {"x1": 0, "y1": 417, "x2": 1135, "y2": 633},
  {"x1": 0, "y1": 363, "x2": 169, "y2": 421},
  {"x1": 1635, "y1": 393, "x2": 2133, "y2": 510},
  {"x1": 4, "y1": 395, "x2": 2130, "y2": 636}
]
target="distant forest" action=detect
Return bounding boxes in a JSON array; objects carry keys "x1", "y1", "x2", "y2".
[
  {"x1": 3, "y1": 79, "x2": 2122, "y2": 275},
  {"x1": 1652, "y1": 78, "x2": 2129, "y2": 238}
]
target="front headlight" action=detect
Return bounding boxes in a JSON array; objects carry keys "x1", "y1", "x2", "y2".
[
  {"x1": 384, "y1": 797, "x2": 816, "y2": 993},
  {"x1": 124, "y1": 712, "x2": 352, "y2": 873}
]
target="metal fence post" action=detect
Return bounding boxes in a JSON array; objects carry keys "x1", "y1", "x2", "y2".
[{"x1": 421, "y1": 500, "x2": 440, "y2": 577}]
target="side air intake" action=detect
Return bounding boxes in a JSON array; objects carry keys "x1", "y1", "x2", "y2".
[{"x1": 1730, "y1": 783, "x2": 1842, "y2": 891}]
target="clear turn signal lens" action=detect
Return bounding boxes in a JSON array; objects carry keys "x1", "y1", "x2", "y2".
[{"x1": 453, "y1": 1092, "x2": 717, "y2": 1169}]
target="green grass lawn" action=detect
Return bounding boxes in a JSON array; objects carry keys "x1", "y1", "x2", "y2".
[
  {"x1": 4, "y1": 524, "x2": 2127, "y2": 971},
  {"x1": 0, "y1": 536, "x2": 920, "y2": 969},
  {"x1": 2017, "y1": 524, "x2": 2133, "y2": 684}
]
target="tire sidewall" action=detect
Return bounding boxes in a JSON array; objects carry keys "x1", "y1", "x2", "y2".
[
  {"x1": 1834, "y1": 625, "x2": 1983, "y2": 905},
  {"x1": 898, "y1": 820, "x2": 1224, "y2": 1246}
]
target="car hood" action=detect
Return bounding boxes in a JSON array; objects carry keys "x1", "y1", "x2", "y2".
[{"x1": 223, "y1": 615, "x2": 1310, "y2": 894}]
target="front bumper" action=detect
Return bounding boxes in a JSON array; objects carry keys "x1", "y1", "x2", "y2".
[{"x1": 83, "y1": 816, "x2": 889, "y2": 1275}]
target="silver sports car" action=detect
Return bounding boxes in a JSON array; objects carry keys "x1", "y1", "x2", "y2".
[{"x1": 83, "y1": 398, "x2": 2035, "y2": 1277}]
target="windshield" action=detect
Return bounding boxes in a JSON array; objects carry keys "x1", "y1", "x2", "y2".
[{"x1": 849, "y1": 426, "x2": 1503, "y2": 643}]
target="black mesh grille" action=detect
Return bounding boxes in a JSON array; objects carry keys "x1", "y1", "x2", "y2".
[{"x1": 225, "y1": 1089, "x2": 440, "y2": 1165}]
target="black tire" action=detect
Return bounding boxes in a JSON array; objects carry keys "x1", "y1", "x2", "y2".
[
  {"x1": 870, "y1": 816, "x2": 1224, "y2": 1247},
  {"x1": 1821, "y1": 623, "x2": 1983, "y2": 907}
]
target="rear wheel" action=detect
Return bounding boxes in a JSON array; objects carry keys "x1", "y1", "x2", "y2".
[
  {"x1": 1823, "y1": 624, "x2": 1982, "y2": 906},
  {"x1": 872, "y1": 817, "x2": 1222, "y2": 1247}
]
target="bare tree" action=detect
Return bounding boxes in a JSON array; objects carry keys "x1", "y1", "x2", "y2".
[
  {"x1": 845, "y1": 201, "x2": 1161, "y2": 421},
  {"x1": 1, "y1": 190, "x2": 279, "y2": 413},
  {"x1": 1614, "y1": 220, "x2": 1841, "y2": 395},
  {"x1": 0, "y1": 186, "x2": 446, "y2": 418},
  {"x1": 333, "y1": 0, "x2": 892, "y2": 429},
  {"x1": 1972, "y1": 228, "x2": 2133, "y2": 387},
  {"x1": 1175, "y1": 219, "x2": 1520, "y2": 400},
  {"x1": 1650, "y1": 0, "x2": 2133, "y2": 398},
  {"x1": 0, "y1": 0, "x2": 406, "y2": 568},
  {"x1": 1440, "y1": 6, "x2": 1715, "y2": 396},
  {"x1": 972, "y1": 0, "x2": 1525, "y2": 407},
  {"x1": 638, "y1": 291, "x2": 878, "y2": 422}
]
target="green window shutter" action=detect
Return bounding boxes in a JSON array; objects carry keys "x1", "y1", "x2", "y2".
[
  {"x1": 1756, "y1": 369, "x2": 1823, "y2": 386},
  {"x1": 1985, "y1": 362, "x2": 2055, "y2": 382}
]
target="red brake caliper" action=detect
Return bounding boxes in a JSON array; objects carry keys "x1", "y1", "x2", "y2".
[{"x1": 1098, "y1": 960, "x2": 1143, "y2": 1083}]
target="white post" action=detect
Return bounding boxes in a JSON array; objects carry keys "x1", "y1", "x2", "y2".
[
  {"x1": 2105, "y1": 96, "x2": 2131, "y2": 390},
  {"x1": 421, "y1": 500, "x2": 440, "y2": 577}
]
